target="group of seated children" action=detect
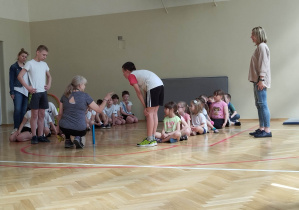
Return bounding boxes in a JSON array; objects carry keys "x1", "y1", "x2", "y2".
[
  {"x1": 9, "y1": 102, "x2": 59, "y2": 142},
  {"x1": 85, "y1": 91, "x2": 138, "y2": 130},
  {"x1": 155, "y1": 89, "x2": 241, "y2": 143}
]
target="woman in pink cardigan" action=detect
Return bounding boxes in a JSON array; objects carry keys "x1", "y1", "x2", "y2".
[{"x1": 248, "y1": 26, "x2": 272, "y2": 138}]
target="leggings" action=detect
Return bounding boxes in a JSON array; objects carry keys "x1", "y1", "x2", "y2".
[{"x1": 60, "y1": 127, "x2": 86, "y2": 140}]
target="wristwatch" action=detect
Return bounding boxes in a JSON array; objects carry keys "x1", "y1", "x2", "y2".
[{"x1": 258, "y1": 78, "x2": 265, "y2": 81}]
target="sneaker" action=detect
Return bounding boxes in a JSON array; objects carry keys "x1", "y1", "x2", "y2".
[
  {"x1": 150, "y1": 140, "x2": 158, "y2": 146},
  {"x1": 170, "y1": 138, "x2": 178, "y2": 143},
  {"x1": 156, "y1": 138, "x2": 163, "y2": 143},
  {"x1": 137, "y1": 138, "x2": 153, "y2": 147},
  {"x1": 105, "y1": 124, "x2": 111, "y2": 129},
  {"x1": 254, "y1": 130, "x2": 272, "y2": 138},
  {"x1": 31, "y1": 136, "x2": 38, "y2": 144},
  {"x1": 249, "y1": 129, "x2": 262, "y2": 136},
  {"x1": 64, "y1": 139, "x2": 74, "y2": 148},
  {"x1": 180, "y1": 135, "x2": 188, "y2": 141},
  {"x1": 11, "y1": 128, "x2": 18, "y2": 135},
  {"x1": 213, "y1": 129, "x2": 219, "y2": 133},
  {"x1": 73, "y1": 136, "x2": 84, "y2": 149},
  {"x1": 100, "y1": 124, "x2": 106, "y2": 129},
  {"x1": 38, "y1": 136, "x2": 50, "y2": 142},
  {"x1": 235, "y1": 122, "x2": 241, "y2": 126}
]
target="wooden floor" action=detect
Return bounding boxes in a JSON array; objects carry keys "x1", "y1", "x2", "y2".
[{"x1": 0, "y1": 120, "x2": 299, "y2": 210}]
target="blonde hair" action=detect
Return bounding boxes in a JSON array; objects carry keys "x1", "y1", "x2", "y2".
[
  {"x1": 252, "y1": 26, "x2": 267, "y2": 44},
  {"x1": 190, "y1": 99, "x2": 203, "y2": 115},
  {"x1": 64, "y1": 75, "x2": 87, "y2": 98}
]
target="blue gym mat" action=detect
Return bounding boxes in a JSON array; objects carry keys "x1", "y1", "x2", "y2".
[{"x1": 283, "y1": 118, "x2": 299, "y2": 125}]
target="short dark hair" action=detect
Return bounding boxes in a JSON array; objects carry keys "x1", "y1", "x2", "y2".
[
  {"x1": 96, "y1": 99, "x2": 103, "y2": 105},
  {"x1": 122, "y1": 90, "x2": 130, "y2": 97},
  {"x1": 112, "y1": 94, "x2": 119, "y2": 100},
  {"x1": 122, "y1": 62, "x2": 136, "y2": 72},
  {"x1": 37, "y1": 45, "x2": 48, "y2": 52}
]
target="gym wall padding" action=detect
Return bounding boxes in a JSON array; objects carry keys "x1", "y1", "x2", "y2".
[{"x1": 158, "y1": 76, "x2": 228, "y2": 121}]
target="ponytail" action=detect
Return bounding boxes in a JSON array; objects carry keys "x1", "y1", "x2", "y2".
[{"x1": 64, "y1": 75, "x2": 87, "y2": 98}]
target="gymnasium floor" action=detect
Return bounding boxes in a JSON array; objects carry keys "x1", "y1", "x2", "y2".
[{"x1": 0, "y1": 120, "x2": 299, "y2": 209}]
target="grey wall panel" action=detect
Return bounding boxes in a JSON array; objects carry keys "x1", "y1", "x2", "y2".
[{"x1": 158, "y1": 76, "x2": 228, "y2": 121}]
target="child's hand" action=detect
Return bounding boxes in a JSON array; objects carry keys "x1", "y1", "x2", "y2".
[
  {"x1": 28, "y1": 86, "x2": 37, "y2": 94},
  {"x1": 222, "y1": 123, "x2": 226, "y2": 128}
]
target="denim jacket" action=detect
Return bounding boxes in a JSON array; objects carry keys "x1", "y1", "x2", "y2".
[{"x1": 9, "y1": 62, "x2": 24, "y2": 95}]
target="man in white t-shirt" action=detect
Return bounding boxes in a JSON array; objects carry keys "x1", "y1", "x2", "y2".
[{"x1": 18, "y1": 45, "x2": 52, "y2": 144}]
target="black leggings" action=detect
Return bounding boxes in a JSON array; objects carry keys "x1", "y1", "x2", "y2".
[
  {"x1": 60, "y1": 127, "x2": 86, "y2": 140},
  {"x1": 211, "y1": 118, "x2": 225, "y2": 129}
]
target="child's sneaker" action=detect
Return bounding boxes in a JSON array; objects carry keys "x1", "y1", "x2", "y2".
[
  {"x1": 105, "y1": 124, "x2": 111, "y2": 129},
  {"x1": 180, "y1": 135, "x2": 188, "y2": 141},
  {"x1": 137, "y1": 138, "x2": 153, "y2": 147},
  {"x1": 235, "y1": 121, "x2": 241, "y2": 126},
  {"x1": 213, "y1": 129, "x2": 219, "y2": 133},
  {"x1": 156, "y1": 138, "x2": 162, "y2": 143}
]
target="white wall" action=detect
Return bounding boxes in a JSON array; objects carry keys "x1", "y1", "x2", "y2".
[
  {"x1": 0, "y1": 0, "x2": 29, "y2": 22},
  {"x1": 28, "y1": 0, "x2": 299, "y2": 121},
  {"x1": 27, "y1": 0, "x2": 229, "y2": 22}
]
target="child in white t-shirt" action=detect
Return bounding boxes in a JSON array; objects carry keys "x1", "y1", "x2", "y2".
[
  {"x1": 120, "y1": 90, "x2": 138, "y2": 124},
  {"x1": 112, "y1": 94, "x2": 126, "y2": 125},
  {"x1": 17, "y1": 45, "x2": 52, "y2": 144}
]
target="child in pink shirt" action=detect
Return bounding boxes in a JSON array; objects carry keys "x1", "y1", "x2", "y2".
[{"x1": 209, "y1": 90, "x2": 228, "y2": 129}]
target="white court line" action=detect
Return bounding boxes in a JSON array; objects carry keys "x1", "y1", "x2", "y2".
[
  {"x1": 0, "y1": 160, "x2": 299, "y2": 173},
  {"x1": 271, "y1": 183, "x2": 299, "y2": 191}
]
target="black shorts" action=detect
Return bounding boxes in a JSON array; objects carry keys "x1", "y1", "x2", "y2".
[
  {"x1": 21, "y1": 127, "x2": 31, "y2": 133},
  {"x1": 30, "y1": 91, "x2": 49, "y2": 109},
  {"x1": 146, "y1": 85, "x2": 164, "y2": 108}
]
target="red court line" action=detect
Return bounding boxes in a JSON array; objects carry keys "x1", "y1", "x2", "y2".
[
  {"x1": 1, "y1": 155, "x2": 299, "y2": 169},
  {"x1": 209, "y1": 125, "x2": 258, "y2": 147}
]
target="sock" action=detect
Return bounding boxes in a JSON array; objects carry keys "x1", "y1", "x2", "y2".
[
  {"x1": 147, "y1": 136, "x2": 153, "y2": 141},
  {"x1": 152, "y1": 135, "x2": 155, "y2": 140}
]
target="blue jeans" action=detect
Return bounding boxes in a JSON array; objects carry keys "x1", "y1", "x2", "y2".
[
  {"x1": 230, "y1": 114, "x2": 240, "y2": 122},
  {"x1": 13, "y1": 91, "x2": 28, "y2": 129},
  {"x1": 253, "y1": 83, "x2": 270, "y2": 128}
]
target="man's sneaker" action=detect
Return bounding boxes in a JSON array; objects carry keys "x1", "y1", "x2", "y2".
[
  {"x1": 137, "y1": 138, "x2": 153, "y2": 147},
  {"x1": 38, "y1": 136, "x2": 50, "y2": 142},
  {"x1": 249, "y1": 129, "x2": 262, "y2": 136},
  {"x1": 11, "y1": 128, "x2": 18, "y2": 135},
  {"x1": 65, "y1": 139, "x2": 74, "y2": 148},
  {"x1": 254, "y1": 130, "x2": 272, "y2": 138},
  {"x1": 73, "y1": 136, "x2": 84, "y2": 149},
  {"x1": 150, "y1": 140, "x2": 157, "y2": 146},
  {"x1": 31, "y1": 136, "x2": 38, "y2": 144}
]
